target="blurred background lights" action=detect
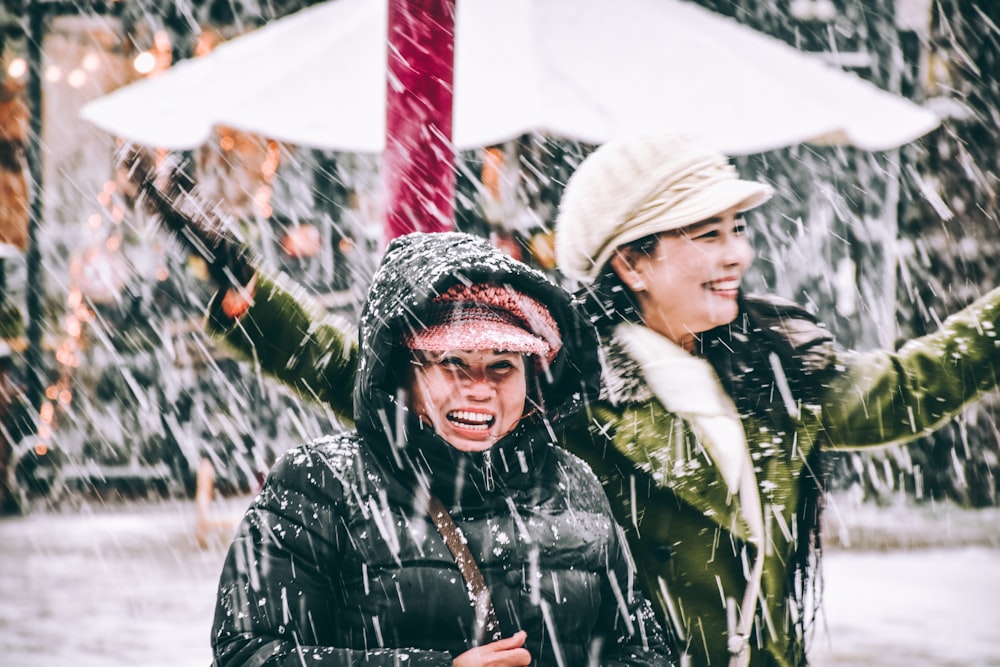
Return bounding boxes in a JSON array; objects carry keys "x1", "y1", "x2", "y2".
[
  {"x1": 67, "y1": 68, "x2": 87, "y2": 88},
  {"x1": 133, "y1": 51, "x2": 156, "y2": 74},
  {"x1": 7, "y1": 57, "x2": 26, "y2": 78},
  {"x1": 82, "y1": 52, "x2": 101, "y2": 72}
]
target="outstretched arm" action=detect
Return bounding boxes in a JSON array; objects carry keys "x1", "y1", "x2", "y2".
[
  {"x1": 124, "y1": 148, "x2": 257, "y2": 292},
  {"x1": 205, "y1": 273, "x2": 359, "y2": 425},
  {"x1": 822, "y1": 286, "x2": 1000, "y2": 449}
]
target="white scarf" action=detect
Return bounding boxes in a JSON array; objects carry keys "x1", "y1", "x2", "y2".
[{"x1": 617, "y1": 323, "x2": 765, "y2": 667}]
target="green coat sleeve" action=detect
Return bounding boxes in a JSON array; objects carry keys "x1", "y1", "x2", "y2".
[
  {"x1": 205, "y1": 274, "x2": 359, "y2": 426},
  {"x1": 821, "y1": 286, "x2": 1000, "y2": 449}
]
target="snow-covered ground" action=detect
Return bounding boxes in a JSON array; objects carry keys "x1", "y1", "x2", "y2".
[
  {"x1": 812, "y1": 495, "x2": 1000, "y2": 667},
  {"x1": 811, "y1": 547, "x2": 1000, "y2": 667},
  {"x1": 0, "y1": 495, "x2": 997, "y2": 667}
]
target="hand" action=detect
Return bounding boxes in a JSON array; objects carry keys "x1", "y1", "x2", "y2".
[
  {"x1": 219, "y1": 273, "x2": 257, "y2": 320},
  {"x1": 452, "y1": 631, "x2": 531, "y2": 667},
  {"x1": 119, "y1": 146, "x2": 257, "y2": 291}
]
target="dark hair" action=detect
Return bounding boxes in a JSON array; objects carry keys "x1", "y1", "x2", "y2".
[
  {"x1": 701, "y1": 295, "x2": 834, "y2": 663},
  {"x1": 576, "y1": 234, "x2": 660, "y2": 331}
]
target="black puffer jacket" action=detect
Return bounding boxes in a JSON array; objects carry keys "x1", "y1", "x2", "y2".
[{"x1": 211, "y1": 232, "x2": 675, "y2": 666}]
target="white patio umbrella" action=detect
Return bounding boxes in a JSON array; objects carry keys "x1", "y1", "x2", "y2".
[{"x1": 81, "y1": 0, "x2": 939, "y2": 156}]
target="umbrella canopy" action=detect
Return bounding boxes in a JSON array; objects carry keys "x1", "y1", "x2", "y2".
[{"x1": 81, "y1": 0, "x2": 939, "y2": 155}]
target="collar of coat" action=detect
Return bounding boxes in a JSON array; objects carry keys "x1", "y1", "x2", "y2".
[{"x1": 604, "y1": 323, "x2": 752, "y2": 494}]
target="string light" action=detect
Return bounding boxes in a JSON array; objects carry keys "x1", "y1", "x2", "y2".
[
  {"x1": 133, "y1": 30, "x2": 174, "y2": 76},
  {"x1": 81, "y1": 52, "x2": 101, "y2": 72},
  {"x1": 133, "y1": 51, "x2": 156, "y2": 74},
  {"x1": 6, "y1": 57, "x2": 26, "y2": 78},
  {"x1": 253, "y1": 140, "x2": 281, "y2": 219},
  {"x1": 3, "y1": 5, "x2": 180, "y2": 466},
  {"x1": 67, "y1": 68, "x2": 87, "y2": 88}
]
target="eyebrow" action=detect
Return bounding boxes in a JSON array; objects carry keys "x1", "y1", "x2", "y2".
[
  {"x1": 674, "y1": 215, "x2": 745, "y2": 236},
  {"x1": 411, "y1": 350, "x2": 518, "y2": 362},
  {"x1": 670, "y1": 219, "x2": 720, "y2": 236}
]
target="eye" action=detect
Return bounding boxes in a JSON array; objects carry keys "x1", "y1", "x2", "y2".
[
  {"x1": 486, "y1": 359, "x2": 524, "y2": 383},
  {"x1": 690, "y1": 228, "x2": 721, "y2": 241},
  {"x1": 437, "y1": 356, "x2": 466, "y2": 370}
]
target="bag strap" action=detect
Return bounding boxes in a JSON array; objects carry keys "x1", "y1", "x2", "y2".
[{"x1": 427, "y1": 495, "x2": 502, "y2": 643}]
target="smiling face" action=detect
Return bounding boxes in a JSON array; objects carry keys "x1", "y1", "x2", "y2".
[
  {"x1": 406, "y1": 349, "x2": 529, "y2": 452},
  {"x1": 611, "y1": 204, "x2": 753, "y2": 352}
]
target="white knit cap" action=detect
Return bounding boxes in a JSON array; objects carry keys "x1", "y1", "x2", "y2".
[{"x1": 555, "y1": 132, "x2": 774, "y2": 283}]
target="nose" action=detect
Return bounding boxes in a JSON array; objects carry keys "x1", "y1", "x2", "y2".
[
  {"x1": 720, "y1": 231, "x2": 752, "y2": 268},
  {"x1": 459, "y1": 368, "x2": 496, "y2": 400}
]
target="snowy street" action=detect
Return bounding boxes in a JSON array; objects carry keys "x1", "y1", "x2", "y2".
[
  {"x1": 811, "y1": 547, "x2": 1000, "y2": 667},
  {"x1": 0, "y1": 498, "x2": 240, "y2": 667},
  {"x1": 1, "y1": 496, "x2": 998, "y2": 667}
]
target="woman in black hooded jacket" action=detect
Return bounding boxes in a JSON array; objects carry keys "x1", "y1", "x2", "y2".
[{"x1": 210, "y1": 232, "x2": 675, "y2": 667}]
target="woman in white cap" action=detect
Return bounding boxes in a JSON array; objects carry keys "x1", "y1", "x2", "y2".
[
  {"x1": 210, "y1": 232, "x2": 675, "y2": 667},
  {"x1": 552, "y1": 131, "x2": 1000, "y2": 667}
]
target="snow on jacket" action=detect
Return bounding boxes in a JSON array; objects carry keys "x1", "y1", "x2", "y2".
[
  {"x1": 210, "y1": 238, "x2": 1000, "y2": 667},
  {"x1": 210, "y1": 232, "x2": 675, "y2": 667}
]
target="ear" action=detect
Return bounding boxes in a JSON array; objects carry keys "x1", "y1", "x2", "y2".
[{"x1": 610, "y1": 250, "x2": 647, "y2": 292}]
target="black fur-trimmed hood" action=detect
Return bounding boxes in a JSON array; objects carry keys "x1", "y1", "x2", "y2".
[{"x1": 353, "y1": 232, "x2": 602, "y2": 507}]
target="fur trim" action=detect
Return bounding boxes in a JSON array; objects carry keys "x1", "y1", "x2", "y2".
[
  {"x1": 599, "y1": 327, "x2": 655, "y2": 404},
  {"x1": 616, "y1": 323, "x2": 750, "y2": 494}
]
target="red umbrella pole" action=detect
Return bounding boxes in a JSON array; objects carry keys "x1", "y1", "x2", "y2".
[{"x1": 383, "y1": 0, "x2": 457, "y2": 240}]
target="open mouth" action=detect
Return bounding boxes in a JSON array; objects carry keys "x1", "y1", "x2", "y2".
[
  {"x1": 446, "y1": 410, "x2": 495, "y2": 431},
  {"x1": 705, "y1": 278, "x2": 740, "y2": 293}
]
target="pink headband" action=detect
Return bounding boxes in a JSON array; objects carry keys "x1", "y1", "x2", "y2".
[{"x1": 403, "y1": 283, "x2": 561, "y2": 363}]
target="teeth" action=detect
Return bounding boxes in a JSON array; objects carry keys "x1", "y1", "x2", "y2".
[
  {"x1": 454, "y1": 423, "x2": 489, "y2": 431},
  {"x1": 447, "y1": 411, "x2": 494, "y2": 428},
  {"x1": 709, "y1": 280, "x2": 739, "y2": 290}
]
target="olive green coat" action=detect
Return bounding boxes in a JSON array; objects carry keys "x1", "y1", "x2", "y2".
[
  {"x1": 559, "y1": 289, "x2": 1000, "y2": 667},
  {"x1": 209, "y1": 276, "x2": 1000, "y2": 667}
]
